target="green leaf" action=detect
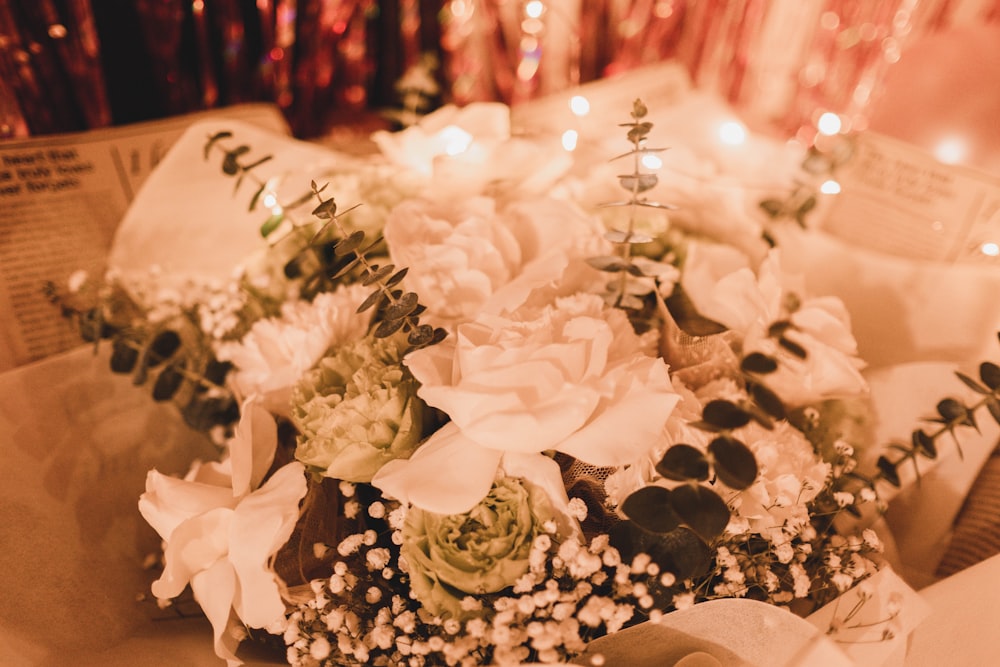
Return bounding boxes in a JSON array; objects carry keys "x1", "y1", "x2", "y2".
[
  {"x1": 955, "y1": 371, "x2": 988, "y2": 394},
  {"x1": 702, "y1": 400, "x2": 752, "y2": 430},
  {"x1": 669, "y1": 485, "x2": 731, "y2": 542},
  {"x1": 748, "y1": 382, "x2": 786, "y2": 421},
  {"x1": 221, "y1": 145, "x2": 251, "y2": 175},
  {"x1": 334, "y1": 230, "x2": 366, "y2": 257},
  {"x1": 385, "y1": 267, "x2": 409, "y2": 287},
  {"x1": 203, "y1": 130, "x2": 233, "y2": 159},
  {"x1": 987, "y1": 396, "x2": 1000, "y2": 426},
  {"x1": 259, "y1": 213, "x2": 284, "y2": 238},
  {"x1": 779, "y1": 335, "x2": 808, "y2": 359},
  {"x1": 374, "y1": 317, "x2": 407, "y2": 338},
  {"x1": 147, "y1": 330, "x2": 181, "y2": 367},
  {"x1": 708, "y1": 435, "x2": 758, "y2": 490},
  {"x1": 877, "y1": 455, "x2": 901, "y2": 487},
  {"x1": 618, "y1": 173, "x2": 658, "y2": 193},
  {"x1": 656, "y1": 444, "x2": 710, "y2": 482},
  {"x1": 586, "y1": 255, "x2": 630, "y2": 273},
  {"x1": 152, "y1": 365, "x2": 185, "y2": 401},
  {"x1": 664, "y1": 285, "x2": 728, "y2": 337},
  {"x1": 980, "y1": 361, "x2": 1000, "y2": 390},
  {"x1": 248, "y1": 183, "x2": 267, "y2": 212},
  {"x1": 604, "y1": 229, "x2": 654, "y2": 244},
  {"x1": 357, "y1": 288, "x2": 387, "y2": 314},
  {"x1": 311, "y1": 198, "x2": 338, "y2": 220},
  {"x1": 362, "y1": 264, "x2": 395, "y2": 286},
  {"x1": 384, "y1": 292, "x2": 419, "y2": 320},
  {"x1": 912, "y1": 429, "x2": 937, "y2": 459},
  {"x1": 110, "y1": 337, "x2": 139, "y2": 374},
  {"x1": 741, "y1": 352, "x2": 778, "y2": 374},
  {"x1": 621, "y1": 485, "x2": 681, "y2": 534}
]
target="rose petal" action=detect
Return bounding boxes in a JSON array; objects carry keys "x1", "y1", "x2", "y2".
[{"x1": 372, "y1": 421, "x2": 502, "y2": 514}]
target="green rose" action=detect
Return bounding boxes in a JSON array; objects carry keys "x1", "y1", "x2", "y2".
[
  {"x1": 292, "y1": 335, "x2": 424, "y2": 482},
  {"x1": 401, "y1": 476, "x2": 554, "y2": 619}
]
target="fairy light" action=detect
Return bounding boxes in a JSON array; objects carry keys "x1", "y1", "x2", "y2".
[
  {"x1": 641, "y1": 154, "x2": 663, "y2": 170},
  {"x1": 817, "y1": 112, "x2": 842, "y2": 136},
  {"x1": 982, "y1": 242, "x2": 1000, "y2": 257},
  {"x1": 820, "y1": 179, "x2": 841, "y2": 195},
  {"x1": 263, "y1": 193, "x2": 278, "y2": 209},
  {"x1": 524, "y1": 0, "x2": 545, "y2": 19},
  {"x1": 718, "y1": 121, "x2": 747, "y2": 146},
  {"x1": 934, "y1": 137, "x2": 966, "y2": 165},
  {"x1": 569, "y1": 95, "x2": 590, "y2": 116},
  {"x1": 561, "y1": 129, "x2": 578, "y2": 151}
]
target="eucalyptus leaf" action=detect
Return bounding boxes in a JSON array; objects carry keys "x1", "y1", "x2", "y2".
[
  {"x1": 911, "y1": 429, "x2": 937, "y2": 459},
  {"x1": 702, "y1": 400, "x2": 752, "y2": 430},
  {"x1": 877, "y1": 455, "x2": 901, "y2": 487},
  {"x1": 385, "y1": 267, "x2": 409, "y2": 287},
  {"x1": 383, "y1": 292, "x2": 419, "y2": 320},
  {"x1": 110, "y1": 337, "x2": 139, "y2": 374},
  {"x1": 748, "y1": 382, "x2": 785, "y2": 421},
  {"x1": 618, "y1": 173, "x2": 658, "y2": 193},
  {"x1": 621, "y1": 485, "x2": 680, "y2": 534},
  {"x1": 586, "y1": 256, "x2": 630, "y2": 273},
  {"x1": 988, "y1": 396, "x2": 1000, "y2": 426},
  {"x1": 669, "y1": 485, "x2": 731, "y2": 542},
  {"x1": 203, "y1": 131, "x2": 233, "y2": 159},
  {"x1": 656, "y1": 444, "x2": 710, "y2": 482},
  {"x1": 779, "y1": 336, "x2": 808, "y2": 359},
  {"x1": 955, "y1": 371, "x2": 988, "y2": 394},
  {"x1": 152, "y1": 365, "x2": 185, "y2": 401},
  {"x1": 357, "y1": 288, "x2": 387, "y2": 314},
  {"x1": 147, "y1": 330, "x2": 181, "y2": 367},
  {"x1": 312, "y1": 198, "x2": 338, "y2": 220},
  {"x1": 374, "y1": 317, "x2": 407, "y2": 338},
  {"x1": 362, "y1": 264, "x2": 396, "y2": 286},
  {"x1": 741, "y1": 352, "x2": 778, "y2": 374},
  {"x1": 664, "y1": 286, "x2": 728, "y2": 337},
  {"x1": 980, "y1": 361, "x2": 1000, "y2": 390},
  {"x1": 334, "y1": 230, "x2": 366, "y2": 257},
  {"x1": 260, "y1": 213, "x2": 284, "y2": 238},
  {"x1": 708, "y1": 435, "x2": 758, "y2": 490},
  {"x1": 604, "y1": 229, "x2": 654, "y2": 244},
  {"x1": 248, "y1": 183, "x2": 267, "y2": 212},
  {"x1": 221, "y1": 145, "x2": 251, "y2": 175}
]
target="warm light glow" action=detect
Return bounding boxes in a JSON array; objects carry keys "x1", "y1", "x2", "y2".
[
  {"x1": 439, "y1": 125, "x2": 473, "y2": 156},
  {"x1": 569, "y1": 95, "x2": 590, "y2": 116},
  {"x1": 982, "y1": 242, "x2": 1000, "y2": 257},
  {"x1": 524, "y1": 0, "x2": 544, "y2": 18},
  {"x1": 641, "y1": 154, "x2": 662, "y2": 170},
  {"x1": 718, "y1": 121, "x2": 747, "y2": 146},
  {"x1": 934, "y1": 137, "x2": 966, "y2": 164},
  {"x1": 561, "y1": 129, "x2": 578, "y2": 152},
  {"x1": 820, "y1": 179, "x2": 841, "y2": 195},
  {"x1": 817, "y1": 112, "x2": 842, "y2": 136}
]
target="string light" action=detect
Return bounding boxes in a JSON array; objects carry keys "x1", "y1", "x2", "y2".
[
  {"x1": 524, "y1": 1, "x2": 545, "y2": 19},
  {"x1": 981, "y1": 242, "x2": 1000, "y2": 257},
  {"x1": 934, "y1": 137, "x2": 966, "y2": 165},
  {"x1": 718, "y1": 121, "x2": 747, "y2": 146},
  {"x1": 569, "y1": 95, "x2": 590, "y2": 116},
  {"x1": 561, "y1": 129, "x2": 578, "y2": 151},
  {"x1": 438, "y1": 125, "x2": 474, "y2": 156},
  {"x1": 817, "y1": 112, "x2": 842, "y2": 136},
  {"x1": 820, "y1": 179, "x2": 841, "y2": 195}
]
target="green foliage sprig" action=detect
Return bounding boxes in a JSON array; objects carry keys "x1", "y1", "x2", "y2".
[
  {"x1": 44, "y1": 280, "x2": 239, "y2": 434},
  {"x1": 307, "y1": 183, "x2": 447, "y2": 351},
  {"x1": 588, "y1": 99, "x2": 677, "y2": 319},
  {"x1": 875, "y1": 332, "x2": 1000, "y2": 487}
]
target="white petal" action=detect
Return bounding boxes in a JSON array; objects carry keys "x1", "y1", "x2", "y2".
[
  {"x1": 230, "y1": 396, "x2": 278, "y2": 497},
  {"x1": 151, "y1": 507, "x2": 232, "y2": 601},
  {"x1": 138, "y1": 469, "x2": 236, "y2": 541},
  {"x1": 229, "y1": 462, "x2": 307, "y2": 628},
  {"x1": 372, "y1": 422, "x2": 501, "y2": 514},
  {"x1": 190, "y1": 559, "x2": 242, "y2": 666}
]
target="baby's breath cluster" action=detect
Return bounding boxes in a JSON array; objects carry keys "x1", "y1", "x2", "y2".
[{"x1": 281, "y1": 493, "x2": 687, "y2": 667}]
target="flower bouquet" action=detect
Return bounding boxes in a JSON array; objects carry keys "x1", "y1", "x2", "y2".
[{"x1": 45, "y1": 88, "x2": 988, "y2": 667}]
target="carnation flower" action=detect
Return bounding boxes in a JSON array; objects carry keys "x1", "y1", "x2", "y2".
[
  {"x1": 372, "y1": 292, "x2": 679, "y2": 515},
  {"x1": 216, "y1": 284, "x2": 370, "y2": 416},
  {"x1": 401, "y1": 476, "x2": 555, "y2": 620},
  {"x1": 383, "y1": 195, "x2": 603, "y2": 329},
  {"x1": 291, "y1": 335, "x2": 426, "y2": 483}
]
